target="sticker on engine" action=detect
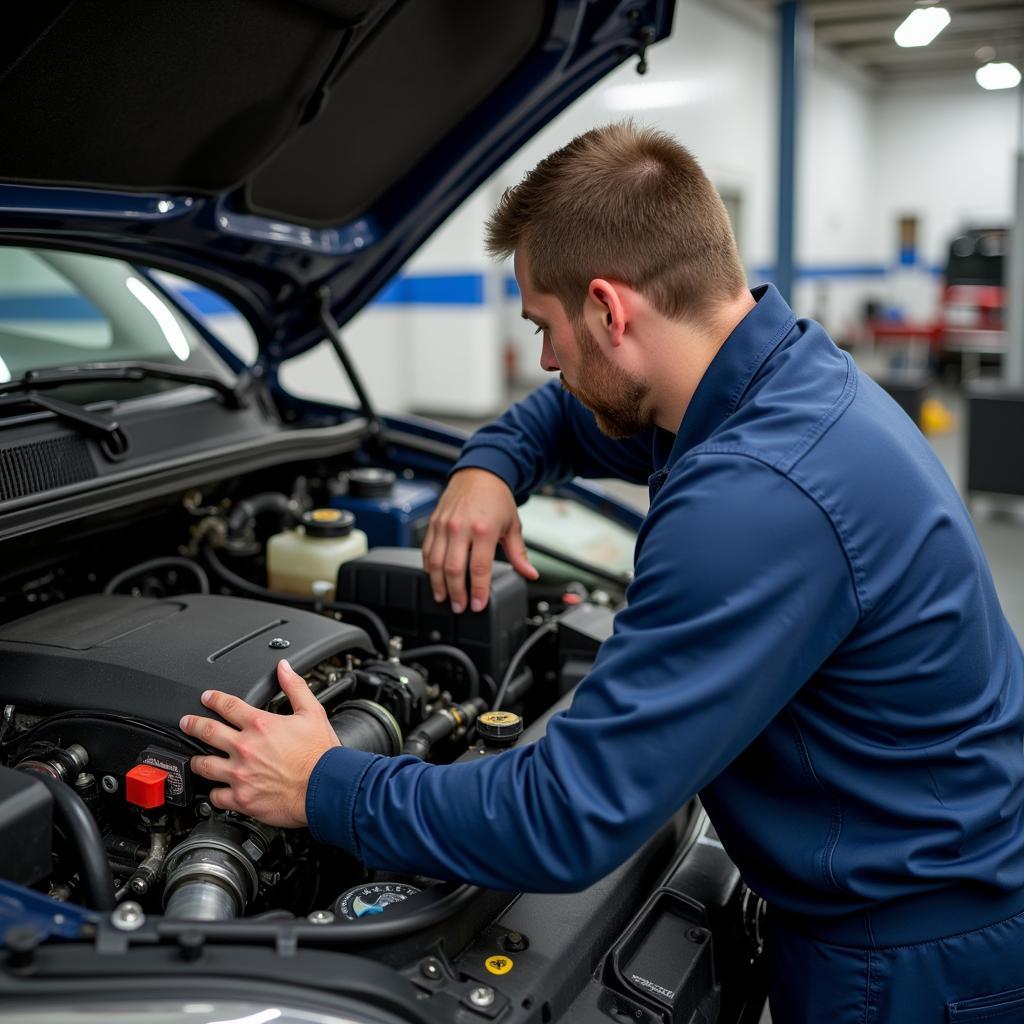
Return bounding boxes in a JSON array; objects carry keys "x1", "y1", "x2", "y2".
[{"x1": 485, "y1": 955, "x2": 514, "y2": 975}]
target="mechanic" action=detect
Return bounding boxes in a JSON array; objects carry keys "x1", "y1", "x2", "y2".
[{"x1": 182, "y1": 123, "x2": 1024, "y2": 1022}]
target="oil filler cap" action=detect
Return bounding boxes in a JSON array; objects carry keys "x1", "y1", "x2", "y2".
[
  {"x1": 125, "y1": 764, "x2": 169, "y2": 809},
  {"x1": 477, "y1": 711, "x2": 523, "y2": 749}
]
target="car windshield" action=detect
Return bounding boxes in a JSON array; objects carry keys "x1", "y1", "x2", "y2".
[{"x1": 0, "y1": 247, "x2": 237, "y2": 398}]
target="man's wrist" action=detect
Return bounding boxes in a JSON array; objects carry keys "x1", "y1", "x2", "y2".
[{"x1": 451, "y1": 450, "x2": 521, "y2": 497}]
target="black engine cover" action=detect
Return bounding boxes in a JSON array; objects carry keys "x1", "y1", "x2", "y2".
[{"x1": 0, "y1": 594, "x2": 374, "y2": 730}]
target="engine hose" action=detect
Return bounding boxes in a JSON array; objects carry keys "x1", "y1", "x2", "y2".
[
  {"x1": 103, "y1": 556, "x2": 210, "y2": 596},
  {"x1": 403, "y1": 698, "x2": 487, "y2": 759},
  {"x1": 401, "y1": 644, "x2": 481, "y2": 700},
  {"x1": 314, "y1": 673, "x2": 358, "y2": 710},
  {"x1": 203, "y1": 546, "x2": 390, "y2": 652},
  {"x1": 226, "y1": 492, "x2": 293, "y2": 539},
  {"x1": 19, "y1": 768, "x2": 115, "y2": 912},
  {"x1": 493, "y1": 620, "x2": 558, "y2": 711},
  {"x1": 499, "y1": 668, "x2": 534, "y2": 708},
  {"x1": 155, "y1": 882, "x2": 482, "y2": 945}
]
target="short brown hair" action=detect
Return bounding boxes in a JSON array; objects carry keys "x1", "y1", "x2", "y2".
[{"x1": 486, "y1": 122, "x2": 746, "y2": 323}]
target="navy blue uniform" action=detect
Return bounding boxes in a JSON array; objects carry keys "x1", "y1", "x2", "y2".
[{"x1": 307, "y1": 284, "x2": 1024, "y2": 1020}]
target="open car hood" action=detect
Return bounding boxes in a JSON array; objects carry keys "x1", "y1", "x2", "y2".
[{"x1": 0, "y1": 0, "x2": 672, "y2": 362}]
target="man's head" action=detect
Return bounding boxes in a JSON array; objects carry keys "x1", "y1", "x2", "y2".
[
  {"x1": 487, "y1": 122, "x2": 748, "y2": 436},
  {"x1": 488, "y1": 121, "x2": 745, "y2": 323}
]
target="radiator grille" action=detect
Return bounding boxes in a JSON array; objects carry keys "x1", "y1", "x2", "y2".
[{"x1": 0, "y1": 435, "x2": 97, "y2": 501}]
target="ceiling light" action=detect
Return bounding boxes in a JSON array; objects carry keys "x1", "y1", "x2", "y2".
[
  {"x1": 976, "y1": 61, "x2": 1021, "y2": 90},
  {"x1": 894, "y1": 7, "x2": 950, "y2": 47},
  {"x1": 603, "y1": 81, "x2": 686, "y2": 110}
]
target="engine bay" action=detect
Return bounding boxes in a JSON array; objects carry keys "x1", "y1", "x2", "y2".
[{"x1": 0, "y1": 461, "x2": 617, "y2": 925}]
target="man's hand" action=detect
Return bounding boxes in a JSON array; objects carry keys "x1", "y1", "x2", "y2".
[
  {"x1": 423, "y1": 468, "x2": 539, "y2": 613},
  {"x1": 180, "y1": 659, "x2": 340, "y2": 828}
]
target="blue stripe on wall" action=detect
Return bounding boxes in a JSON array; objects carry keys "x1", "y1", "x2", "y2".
[
  {"x1": 0, "y1": 265, "x2": 949, "y2": 322},
  {"x1": 373, "y1": 273, "x2": 485, "y2": 306}
]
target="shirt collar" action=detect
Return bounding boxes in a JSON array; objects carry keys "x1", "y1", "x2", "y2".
[{"x1": 653, "y1": 283, "x2": 797, "y2": 472}]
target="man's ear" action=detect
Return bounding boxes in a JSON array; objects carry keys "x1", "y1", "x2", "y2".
[{"x1": 587, "y1": 278, "x2": 627, "y2": 347}]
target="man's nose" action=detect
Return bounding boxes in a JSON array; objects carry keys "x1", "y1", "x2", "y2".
[{"x1": 540, "y1": 336, "x2": 560, "y2": 373}]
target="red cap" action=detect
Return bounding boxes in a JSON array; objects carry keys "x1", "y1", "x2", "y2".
[{"x1": 125, "y1": 764, "x2": 169, "y2": 809}]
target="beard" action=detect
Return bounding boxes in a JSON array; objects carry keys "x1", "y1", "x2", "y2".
[{"x1": 559, "y1": 320, "x2": 652, "y2": 439}]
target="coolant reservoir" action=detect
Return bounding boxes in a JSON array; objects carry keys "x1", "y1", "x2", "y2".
[{"x1": 267, "y1": 508, "x2": 368, "y2": 600}]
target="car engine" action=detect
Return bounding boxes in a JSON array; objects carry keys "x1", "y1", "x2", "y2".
[{"x1": 0, "y1": 470, "x2": 614, "y2": 924}]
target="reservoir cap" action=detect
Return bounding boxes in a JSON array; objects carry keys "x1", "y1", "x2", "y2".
[
  {"x1": 477, "y1": 710, "x2": 524, "y2": 749},
  {"x1": 349, "y1": 467, "x2": 396, "y2": 499},
  {"x1": 302, "y1": 508, "x2": 355, "y2": 538}
]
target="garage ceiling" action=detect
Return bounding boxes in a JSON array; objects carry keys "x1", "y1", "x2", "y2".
[{"x1": 743, "y1": 0, "x2": 1024, "y2": 82}]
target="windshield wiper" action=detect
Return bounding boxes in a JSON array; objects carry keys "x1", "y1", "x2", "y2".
[
  {"x1": 0, "y1": 391, "x2": 129, "y2": 459},
  {"x1": 1, "y1": 362, "x2": 248, "y2": 410}
]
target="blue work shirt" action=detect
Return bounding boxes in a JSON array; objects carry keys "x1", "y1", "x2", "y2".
[{"x1": 307, "y1": 284, "x2": 1024, "y2": 943}]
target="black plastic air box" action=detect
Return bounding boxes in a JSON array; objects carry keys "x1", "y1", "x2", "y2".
[
  {"x1": 0, "y1": 766, "x2": 52, "y2": 886},
  {"x1": 337, "y1": 548, "x2": 527, "y2": 680}
]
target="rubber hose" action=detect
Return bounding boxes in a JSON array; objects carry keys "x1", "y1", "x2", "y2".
[
  {"x1": 203, "y1": 546, "x2": 390, "y2": 652},
  {"x1": 156, "y1": 882, "x2": 481, "y2": 944},
  {"x1": 104, "y1": 556, "x2": 210, "y2": 596},
  {"x1": 402, "y1": 644, "x2": 481, "y2": 700},
  {"x1": 20, "y1": 768, "x2": 115, "y2": 911},
  {"x1": 493, "y1": 620, "x2": 558, "y2": 710},
  {"x1": 227, "y1": 492, "x2": 293, "y2": 538}
]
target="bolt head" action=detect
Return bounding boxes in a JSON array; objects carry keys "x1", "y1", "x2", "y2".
[
  {"x1": 101, "y1": 775, "x2": 119, "y2": 794},
  {"x1": 420, "y1": 958, "x2": 442, "y2": 980},
  {"x1": 307, "y1": 910, "x2": 335, "y2": 924},
  {"x1": 502, "y1": 930, "x2": 528, "y2": 952},
  {"x1": 111, "y1": 902, "x2": 146, "y2": 931},
  {"x1": 197, "y1": 801, "x2": 213, "y2": 818},
  {"x1": 469, "y1": 986, "x2": 495, "y2": 1008},
  {"x1": 129, "y1": 877, "x2": 148, "y2": 896}
]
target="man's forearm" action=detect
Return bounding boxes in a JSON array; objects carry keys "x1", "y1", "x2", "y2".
[{"x1": 455, "y1": 380, "x2": 653, "y2": 502}]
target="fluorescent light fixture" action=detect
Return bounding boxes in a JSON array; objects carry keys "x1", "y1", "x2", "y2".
[
  {"x1": 976, "y1": 61, "x2": 1021, "y2": 90},
  {"x1": 604, "y1": 80, "x2": 686, "y2": 111},
  {"x1": 0, "y1": 354, "x2": 10, "y2": 385},
  {"x1": 125, "y1": 276, "x2": 190, "y2": 361},
  {"x1": 894, "y1": 7, "x2": 950, "y2": 47}
]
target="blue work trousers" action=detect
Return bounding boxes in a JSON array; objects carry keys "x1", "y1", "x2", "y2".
[{"x1": 767, "y1": 906, "x2": 1024, "y2": 1022}]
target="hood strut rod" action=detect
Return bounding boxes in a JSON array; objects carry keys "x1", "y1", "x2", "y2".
[{"x1": 316, "y1": 287, "x2": 380, "y2": 436}]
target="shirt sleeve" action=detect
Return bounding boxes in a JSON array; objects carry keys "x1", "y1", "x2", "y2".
[
  {"x1": 305, "y1": 454, "x2": 861, "y2": 891},
  {"x1": 453, "y1": 379, "x2": 656, "y2": 501}
]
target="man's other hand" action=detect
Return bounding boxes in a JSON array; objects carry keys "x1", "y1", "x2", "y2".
[
  {"x1": 423, "y1": 468, "x2": 539, "y2": 613},
  {"x1": 180, "y1": 659, "x2": 340, "y2": 828}
]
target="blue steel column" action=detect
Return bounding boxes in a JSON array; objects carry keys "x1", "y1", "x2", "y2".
[
  {"x1": 776, "y1": 2, "x2": 801, "y2": 304},
  {"x1": 1006, "y1": 81, "x2": 1024, "y2": 388}
]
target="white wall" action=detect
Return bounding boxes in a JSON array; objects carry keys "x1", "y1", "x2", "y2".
[
  {"x1": 339, "y1": 0, "x2": 894, "y2": 405},
  {"x1": 876, "y1": 76, "x2": 1018, "y2": 266}
]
